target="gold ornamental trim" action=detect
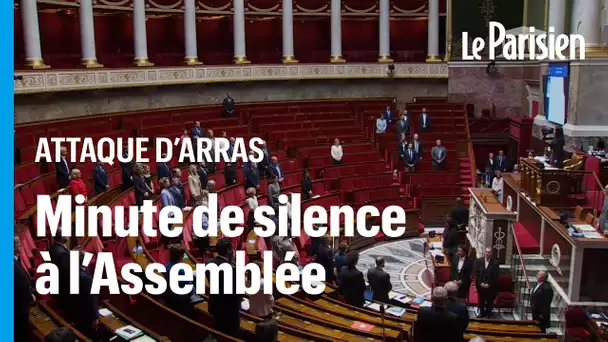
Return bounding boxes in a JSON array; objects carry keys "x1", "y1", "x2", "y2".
[{"x1": 14, "y1": 63, "x2": 448, "y2": 95}]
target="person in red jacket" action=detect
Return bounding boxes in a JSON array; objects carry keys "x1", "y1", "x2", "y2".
[{"x1": 68, "y1": 169, "x2": 87, "y2": 203}]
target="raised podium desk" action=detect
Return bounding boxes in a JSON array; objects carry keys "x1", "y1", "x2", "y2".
[{"x1": 518, "y1": 157, "x2": 584, "y2": 207}]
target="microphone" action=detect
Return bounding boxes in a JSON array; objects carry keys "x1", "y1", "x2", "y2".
[{"x1": 379, "y1": 304, "x2": 387, "y2": 342}]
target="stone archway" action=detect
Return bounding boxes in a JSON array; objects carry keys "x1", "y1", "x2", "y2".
[{"x1": 525, "y1": 82, "x2": 541, "y2": 118}]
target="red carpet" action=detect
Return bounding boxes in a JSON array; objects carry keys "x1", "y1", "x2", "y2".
[{"x1": 513, "y1": 222, "x2": 540, "y2": 254}]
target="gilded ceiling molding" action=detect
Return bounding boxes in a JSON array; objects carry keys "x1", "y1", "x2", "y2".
[
  {"x1": 148, "y1": 0, "x2": 183, "y2": 10},
  {"x1": 343, "y1": 4, "x2": 377, "y2": 14},
  {"x1": 197, "y1": 1, "x2": 231, "y2": 11},
  {"x1": 294, "y1": 4, "x2": 328, "y2": 13},
  {"x1": 392, "y1": 4, "x2": 425, "y2": 14},
  {"x1": 247, "y1": 3, "x2": 280, "y2": 12}
]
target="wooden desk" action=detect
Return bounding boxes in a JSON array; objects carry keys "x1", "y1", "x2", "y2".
[
  {"x1": 99, "y1": 301, "x2": 169, "y2": 341},
  {"x1": 427, "y1": 235, "x2": 450, "y2": 268},
  {"x1": 539, "y1": 206, "x2": 560, "y2": 221},
  {"x1": 29, "y1": 302, "x2": 91, "y2": 342}
]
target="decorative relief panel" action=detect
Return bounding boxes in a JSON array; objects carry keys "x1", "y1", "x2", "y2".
[{"x1": 14, "y1": 63, "x2": 448, "y2": 94}]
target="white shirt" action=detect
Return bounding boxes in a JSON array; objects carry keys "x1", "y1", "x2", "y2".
[
  {"x1": 492, "y1": 177, "x2": 504, "y2": 194},
  {"x1": 246, "y1": 196, "x2": 258, "y2": 210},
  {"x1": 458, "y1": 257, "x2": 465, "y2": 272},
  {"x1": 331, "y1": 145, "x2": 343, "y2": 161},
  {"x1": 533, "y1": 282, "x2": 542, "y2": 293},
  {"x1": 249, "y1": 278, "x2": 274, "y2": 317},
  {"x1": 422, "y1": 113, "x2": 428, "y2": 127},
  {"x1": 484, "y1": 259, "x2": 489, "y2": 269}
]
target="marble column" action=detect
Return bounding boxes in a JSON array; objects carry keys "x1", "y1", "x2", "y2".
[
  {"x1": 184, "y1": 0, "x2": 202, "y2": 65},
  {"x1": 233, "y1": 0, "x2": 249, "y2": 63},
  {"x1": 548, "y1": 0, "x2": 566, "y2": 36},
  {"x1": 281, "y1": 0, "x2": 297, "y2": 63},
  {"x1": 20, "y1": 0, "x2": 49, "y2": 68},
  {"x1": 426, "y1": 0, "x2": 441, "y2": 62},
  {"x1": 330, "y1": 0, "x2": 345, "y2": 62},
  {"x1": 573, "y1": 0, "x2": 605, "y2": 56},
  {"x1": 378, "y1": 0, "x2": 392, "y2": 62},
  {"x1": 133, "y1": 0, "x2": 154, "y2": 66},
  {"x1": 79, "y1": 0, "x2": 102, "y2": 67}
]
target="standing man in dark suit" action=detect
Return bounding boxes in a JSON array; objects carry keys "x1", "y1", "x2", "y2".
[
  {"x1": 72, "y1": 250, "x2": 98, "y2": 339},
  {"x1": 93, "y1": 161, "x2": 109, "y2": 194},
  {"x1": 396, "y1": 111, "x2": 410, "y2": 138},
  {"x1": 474, "y1": 247, "x2": 500, "y2": 318},
  {"x1": 383, "y1": 105, "x2": 393, "y2": 123},
  {"x1": 450, "y1": 245, "x2": 473, "y2": 299},
  {"x1": 339, "y1": 251, "x2": 366, "y2": 307},
  {"x1": 367, "y1": 257, "x2": 392, "y2": 303},
  {"x1": 223, "y1": 93, "x2": 235, "y2": 117},
  {"x1": 450, "y1": 197, "x2": 469, "y2": 228},
  {"x1": 412, "y1": 133, "x2": 423, "y2": 160},
  {"x1": 197, "y1": 161, "x2": 209, "y2": 190},
  {"x1": 49, "y1": 236, "x2": 71, "y2": 318},
  {"x1": 157, "y1": 155, "x2": 171, "y2": 180},
  {"x1": 485, "y1": 152, "x2": 496, "y2": 173},
  {"x1": 531, "y1": 271, "x2": 554, "y2": 333},
  {"x1": 245, "y1": 158, "x2": 260, "y2": 191},
  {"x1": 419, "y1": 108, "x2": 431, "y2": 132},
  {"x1": 314, "y1": 236, "x2": 335, "y2": 284},
  {"x1": 497, "y1": 150, "x2": 509, "y2": 172},
  {"x1": 14, "y1": 236, "x2": 34, "y2": 342},
  {"x1": 259, "y1": 141, "x2": 271, "y2": 178},
  {"x1": 191, "y1": 121, "x2": 203, "y2": 138},
  {"x1": 207, "y1": 238, "x2": 242, "y2": 338},
  {"x1": 404, "y1": 143, "x2": 418, "y2": 172},
  {"x1": 120, "y1": 148, "x2": 133, "y2": 190},
  {"x1": 398, "y1": 134, "x2": 408, "y2": 167},
  {"x1": 445, "y1": 281, "x2": 469, "y2": 335},
  {"x1": 442, "y1": 218, "x2": 459, "y2": 262},
  {"x1": 56, "y1": 146, "x2": 71, "y2": 189},
  {"x1": 415, "y1": 286, "x2": 462, "y2": 341},
  {"x1": 224, "y1": 161, "x2": 237, "y2": 186},
  {"x1": 431, "y1": 139, "x2": 447, "y2": 171},
  {"x1": 268, "y1": 156, "x2": 285, "y2": 184}
]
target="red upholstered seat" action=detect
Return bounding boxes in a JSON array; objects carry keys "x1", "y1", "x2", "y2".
[{"x1": 565, "y1": 308, "x2": 592, "y2": 341}]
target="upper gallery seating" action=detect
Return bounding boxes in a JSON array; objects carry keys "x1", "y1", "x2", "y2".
[{"x1": 15, "y1": 98, "x2": 556, "y2": 341}]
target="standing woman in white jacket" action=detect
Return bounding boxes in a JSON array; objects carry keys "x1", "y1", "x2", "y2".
[
  {"x1": 188, "y1": 164, "x2": 202, "y2": 204},
  {"x1": 331, "y1": 138, "x2": 343, "y2": 165}
]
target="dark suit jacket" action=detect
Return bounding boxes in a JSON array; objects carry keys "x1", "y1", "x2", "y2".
[
  {"x1": 384, "y1": 110, "x2": 393, "y2": 122},
  {"x1": 14, "y1": 258, "x2": 33, "y2": 319},
  {"x1": 367, "y1": 267, "x2": 392, "y2": 302},
  {"x1": 445, "y1": 297, "x2": 469, "y2": 333},
  {"x1": 245, "y1": 163, "x2": 259, "y2": 188},
  {"x1": 301, "y1": 177, "x2": 313, "y2": 200},
  {"x1": 49, "y1": 243, "x2": 70, "y2": 298},
  {"x1": 404, "y1": 148, "x2": 417, "y2": 166},
  {"x1": 224, "y1": 163, "x2": 236, "y2": 185},
  {"x1": 496, "y1": 155, "x2": 508, "y2": 171},
  {"x1": 132, "y1": 174, "x2": 148, "y2": 206},
  {"x1": 197, "y1": 166, "x2": 209, "y2": 189},
  {"x1": 451, "y1": 204, "x2": 469, "y2": 226},
  {"x1": 339, "y1": 266, "x2": 366, "y2": 307},
  {"x1": 267, "y1": 163, "x2": 284, "y2": 180},
  {"x1": 73, "y1": 268, "x2": 98, "y2": 325},
  {"x1": 55, "y1": 157, "x2": 71, "y2": 188},
  {"x1": 157, "y1": 162, "x2": 170, "y2": 180},
  {"x1": 484, "y1": 158, "x2": 497, "y2": 171},
  {"x1": 412, "y1": 139, "x2": 423, "y2": 159},
  {"x1": 415, "y1": 306, "x2": 462, "y2": 342},
  {"x1": 419, "y1": 113, "x2": 431, "y2": 131},
  {"x1": 397, "y1": 118, "x2": 410, "y2": 136},
  {"x1": 314, "y1": 244, "x2": 334, "y2": 283},
  {"x1": 207, "y1": 256, "x2": 242, "y2": 326},
  {"x1": 442, "y1": 226, "x2": 458, "y2": 251},
  {"x1": 398, "y1": 141, "x2": 408, "y2": 159},
  {"x1": 93, "y1": 165, "x2": 108, "y2": 193},
  {"x1": 450, "y1": 255, "x2": 473, "y2": 298},
  {"x1": 223, "y1": 97, "x2": 235, "y2": 113},
  {"x1": 191, "y1": 126, "x2": 202, "y2": 138},
  {"x1": 474, "y1": 257, "x2": 500, "y2": 294},
  {"x1": 530, "y1": 282, "x2": 553, "y2": 320},
  {"x1": 120, "y1": 161, "x2": 133, "y2": 187}
]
